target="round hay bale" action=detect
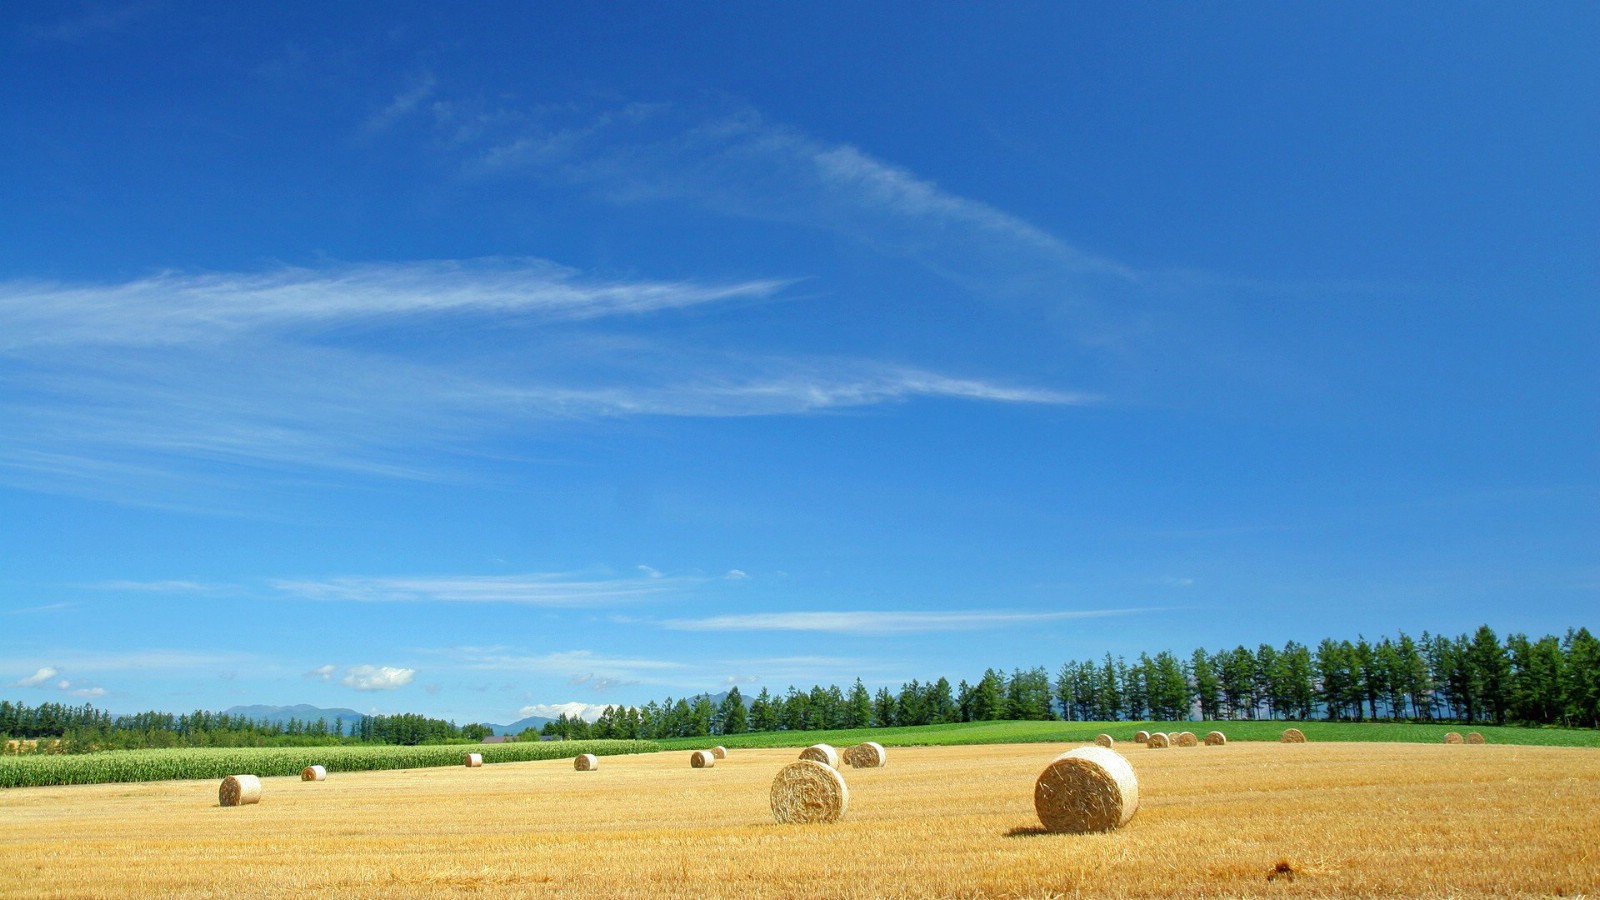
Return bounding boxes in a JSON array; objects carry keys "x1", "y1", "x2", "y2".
[
  {"x1": 1134, "y1": 730, "x2": 1150, "y2": 744},
  {"x1": 1146, "y1": 732, "x2": 1170, "y2": 748},
  {"x1": 690, "y1": 749, "x2": 717, "y2": 768},
  {"x1": 798, "y1": 743, "x2": 841, "y2": 768},
  {"x1": 574, "y1": 753, "x2": 598, "y2": 771},
  {"x1": 1280, "y1": 728, "x2": 1306, "y2": 743},
  {"x1": 1203, "y1": 731, "x2": 1227, "y2": 746},
  {"x1": 1466, "y1": 731, "x2": 1486, "y2": 744},
  {"x1": 300, "y1": 765, "x2": 326, "y2": 781},
  {"x1": 844, "y1": 741, "x2": 887, "y2": 768},
  {"x1": 1034, "y1": 746, "x2": 1140, "y2": 833},
  {"x1": 1444, "y1": 731, "x2": 1464, "y2": 744},
  {"x1": 1094, "y1": 734, "x2": 1114, "y2": 748},
  {"x1": 770, "y1": 759, "x2": 848, "y2": 824},
  {"x1": 218, "y1": 774, "x2": 261, "y2": 807},
  {"x1": 711, "y1": 746, "x2": 728, "y2": 759},
  {"x1": 464, "y1": 752, "x2": 483, "y2": 767},
  {"x1": 1175, "y1": 731, "x2": 1198, "y2": 747}
]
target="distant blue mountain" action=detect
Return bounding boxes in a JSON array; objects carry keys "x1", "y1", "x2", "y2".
[
  {"x1": 223, "y1": 704, "x2": 366, "y2": 730},
  {"x1": 488, "y1": 715, "x2": 553, "y2": 736}
]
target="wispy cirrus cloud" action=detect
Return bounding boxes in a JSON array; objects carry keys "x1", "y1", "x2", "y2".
[
  {"x1": 271, "y1": 572, "x2": 687, "y2": 606},
  {"x1": 464, "y1": 103, "x2": 1136, "y2": 293},
  {"x1": 0, "y1": 259, "x2": 1085, "y2": 505},
  {"x1": 661, "y1": 608, "x2": 1154, "y2": 635}
]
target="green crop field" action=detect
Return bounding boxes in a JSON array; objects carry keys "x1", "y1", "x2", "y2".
[{"x1": 0, "y1": 739, "x2": 658, "y2": 789}]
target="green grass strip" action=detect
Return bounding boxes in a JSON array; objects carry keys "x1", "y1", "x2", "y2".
[{"x1": 652, "y1": 719, "x2": 1600, "y2": 751}]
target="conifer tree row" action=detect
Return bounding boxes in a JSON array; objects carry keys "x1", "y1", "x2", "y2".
[{"x1": 565, "y1": 625, "x2": 1599, "y2": 740}]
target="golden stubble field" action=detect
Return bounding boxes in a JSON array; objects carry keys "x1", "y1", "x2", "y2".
[{"x1": 3, "y1": 742, "x2": 1598, "y2": 899}]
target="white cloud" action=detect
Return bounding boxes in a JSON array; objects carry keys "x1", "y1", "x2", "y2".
[
  {"x1": 0, "y1": 260, "x2": 1082, "y2": 505},
  {"x1": 724, "y1": 569, "x2": 748, "y2": 580},
  {"x1": 70, "y1": 687, "x2": 107, "y2": 698},
  {"x1": 272, "y1": 572, "x2": 683, "y2": 606},
  {"x1": 15, "y1": 666, "x2": 58, "y2": 687},
  {"x1": 470, "y1": 104, "x2": 1134, "y2": 291},
  {"x1": 342, "y1": 665, "x2": 416, "y2": 691},
  {"x1": 305, "y1": 664, "x2": 337, "y2": 681},
  {"x1": 517, "y1": 702, "x2": 609, "y2": 723},
  {"x1": 662, "y1": 608, "x2": 1153, "y2": 635}
]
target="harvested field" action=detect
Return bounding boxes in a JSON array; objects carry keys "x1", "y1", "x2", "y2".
[{"x1": 1, "y1": 743, "x2": 1596, "y2": 898}]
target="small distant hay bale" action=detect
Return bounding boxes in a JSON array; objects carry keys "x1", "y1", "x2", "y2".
[
  {"x1": 1146, "y1": 732, "x2": 1170, "y2": 748},
  {"x1": 1280, "y1": 728, "x2": 1306, "y2": 743},
  {"x1": 574, "y1": 753, "x2": 598, "y2": 771},
  {"x1": 1175, "y1": 731, "x2": 1198, "y2": 747},
  {"x1": 711, "y1": 746, "x2": 728, "y2": 759},
  {"x1": 218, "y1": 774, "x2": 261, "y2": 807},
  {"x1": 1204, "y1": 731, "x2": 1227, "y2": 746},
  {"x1": 1466, "y1": 732, "x2": 1486, "y2": 744},
  {"x1": 1034, "y1": 746, "x2": 1140, "y2": 834},
  {"x1": 690, "y1": 749, "x2": 717, "y2": 768},
  {"x1": 799, "y1": 743, "x2": 841, "y2": 768},
  {"x1": 300, "y1": 765, "x2": 326, "y2": 781},
  {"x1": 770, "y1": 759, "x2": 848, "y2": 824},
  {"x1": 1134, "y1": 730, "x2": 1150, "y2": 744},
  {"x1": 844, "y1": 741, "x2": 887, "y2": 768},
  {"x1": 464, "y1": 753, "x2": 483, "y2": 767},
  {"x1": 1444, "y1": 732, "x2": 1464, "y2": 744},
  {"x1": 1094, "y1": 734, "x2": 1114, "y2": 748}
]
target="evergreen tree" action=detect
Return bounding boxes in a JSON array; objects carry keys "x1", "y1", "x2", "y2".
[
  {"x1": 873, "y1": 687, "x2": 897, "y2": 727},
  {"x1": 749, "y1": 688, "x2": 777, "y2": 732},
  {"x1": 1191, "y1": 649, "x2": 1221, "y2": 720},
  {"x1": 845, "y1": 679, "x2": 873, "y2": 729},
  {"x1": 716, "y1": 687, "x2": 748, "y2": 735}
]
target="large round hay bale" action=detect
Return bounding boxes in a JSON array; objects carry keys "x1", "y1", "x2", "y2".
[
  {"x1": 1094, "y1": 734, "x2": 1114, "y2": 748},
  {"x1": 1203, "y1": 731, "x2": 1227, "y2": 746},
  {"x1": 464, "y1": 753, "x2": 483, "y2": 767},
  {"x1": 1280, "y1": 728, "x2": 1306, "y2": 743},
  {"x1": 1134, "y1": 730, "x2": 1150, "y2": 744},
  {"x1": 770, "y1": 759, "x2": 848, "y2": 824},
  {"x1": 574, "y1": 753, "x2": 598, "y2": 771},
  {"x1": 1466, "y1": 732, "x2": 1486, "y2": 744},
  {"x1": 300, "y1": 765, "x2": 326, "y2": 781},
  {"x1": 690, "y1": 749, "x2": 716, "y2": 768},
  {"x1": 1175, "y1": 731, "x2": 1198, "y2": 747},
  {"x1": 843, "y1": 741, "x2": 886, "y2": 768},
  {"x1": 1146, "y1": 732, "x2": 1170, "y2": 749},
  {"x1": 218, "y1": 774, "x2": 261, "y2": 807},
  {"x1": 1034, "y1": 746, "x2": 1139, "y2": 833},
  {"x1": 799, "y1": 743, "x2": 840, "y2": 768},
  {"x1": 711, "y1": 746, "x2": 728, "y2": 759},
  {"x1": 1444, "y1": 731, "x2": 1464, "y2": 744}
]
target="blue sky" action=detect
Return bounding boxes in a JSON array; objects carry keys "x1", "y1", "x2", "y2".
[{"x1": 1, "y1": 3, "x2": 1594, "y2": 725}]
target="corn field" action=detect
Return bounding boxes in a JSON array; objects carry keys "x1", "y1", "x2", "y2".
[{"x1": 0, "y1": 739, "x2": 658, "y2": 788}]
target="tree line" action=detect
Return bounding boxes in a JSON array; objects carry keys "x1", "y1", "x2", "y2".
[
  {"x1": 0, "y1": 702, "x2": 494, "y2": 751},
  {"x1": 540, "y1": 624, "x2": 1600, "y2": 740}
]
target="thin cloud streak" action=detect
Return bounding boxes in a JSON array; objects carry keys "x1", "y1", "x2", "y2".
[
  {"x1": 469, "y1": 104, "x2": 1138, "y2": 290},
  {"x1": 0, "y1": 260, "x2": 1088, "y2": 502},
  {"x1": 271, "y1": 573, "x2": 687, "y2": 606},
  {"x1": 662, "y1": 608, "x2": 1154, "y2": 635},
  {"x1": 0, "y1": 261, "x2": 789, "y2": 351}
]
